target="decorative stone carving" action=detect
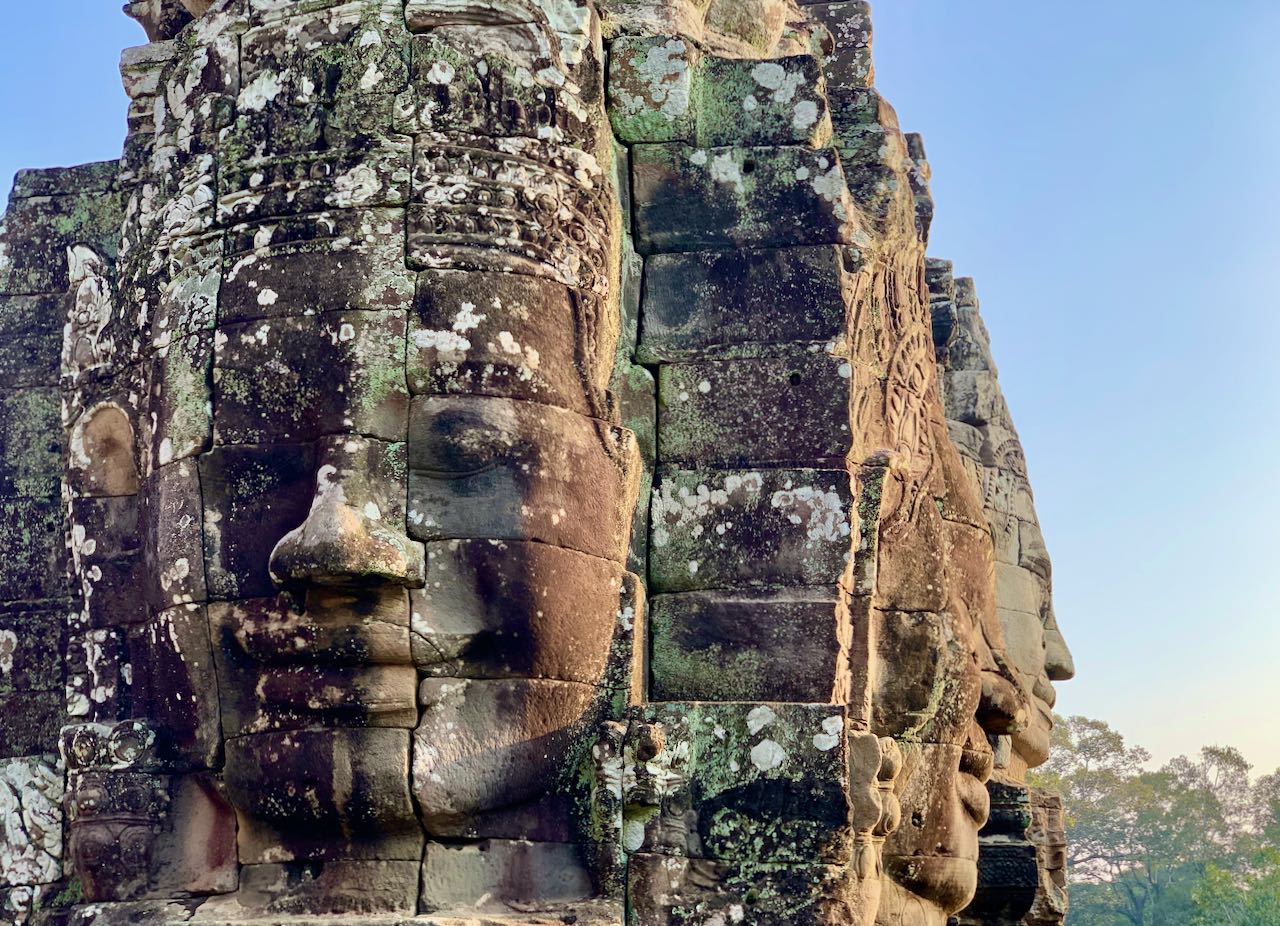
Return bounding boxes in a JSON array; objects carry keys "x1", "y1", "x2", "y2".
[{"x1": 0, "y1": 2, "x2": 1074, "y2": 923}]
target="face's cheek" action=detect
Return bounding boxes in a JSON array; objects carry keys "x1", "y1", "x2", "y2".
[{"x1": 405, "y1": 393, "x2": 641, "y2": 829}]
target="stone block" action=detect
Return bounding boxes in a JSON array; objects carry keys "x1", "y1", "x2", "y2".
[
  {"x1": 994, "y1": 562, "x2": 1043, "y2": 617},
  {"x1": 943, "y1": 370, "x2": 1009, "y2": 429},
  {"x1": 657, "y1": 351, "x2": 851, "y2": 466},
  {"x1": 696, "y1": 55, "x2": 831, "y2": 148},
  {"x1": 212, "y1": 860, "x2": 419, "y2": 917},
  {"x1": 141, "y1": 460, "x2": 208, "y2": 611},
  {"x1": 0, "y1": 692, "x2": 63, "y2": 756},
  {"x1": 0, "y1": 294, "x2": 62, "y2": 388},
  {"x1": 0, "y1": 609, "x2": 64, "y2": 695},
  {"x1": 649, "y1": 468, "x2": 852, "y2": 592},
  {"x1": 638, "y1": 246, "x2": 851, "y2": 362},
  {"x1": 199, "y1": 442, "x2": 317, "y2": 600},
  {"x1": 608, "y1": 36, "x2": 700, "y2": 144},
  {"x1": 411, "y1": 539, "x2": 634, "y2": 687},
  {"x1": 68, "y1": 495, "x2": 148, "y2": 629},
  {"x1": 631, "y1": 144, "x2": 859, "y2": 254},
  {"x1": 0, "y1": 389, "x2": 61, "y2": 497},
  {"x1": 1018, "y1": 519, "x2": 1051, "y2": 580},
  {"x1": 628, "y1": 853, "x2": 850, "y2": 926},
  {"x1": 610, "y1": 41, "x2": 830, "y2": 148},
  {"x1": 804, "y1": 2, "x2": 874, "y2": 100},
  {"x1": 213, "y1": 309, "x2": 409, "y2": 444},
  {"x1": 419, "y1": 840, "x2": 595, "y2": 914},
  {"x1": 649, "y1": 590, "x2": 842, "y2": 703},
  {"x1": 404, "y1": 32, "x2": 593, "y2": 142},
  {"x1": 65, "y1": 628, "x2": 126, "y2": 722},
  {"x1": 413, "y1": 677, "x2": 606, "y2": 837},
  {"x1": 624, "y1": 702, "x2": 851, "y2": 864},
  {"x1": 215, "y1": 139, "x2": 404, "y2": 226},
  {"x1": 67, "y1": 770, "x2": 237, "y2": 902},
  {"x1": 125, "y1": 605, "x2": 221, "y2": 770},
  {"x1": 872, "y1": 609, "x2": 980, "y2": 747},
  {"x1": 147, "y1": 329, "x2": 213, "y2": 469},
  {"x1": 409, "y1": 270, "x2": 604, "y2": 417},
  {"x1": 220, "y1": 209, "x2": 413, "y2": 325},
  {"x1": 407, "y1": 396, "x2": 641, "y2": 564},
  {"x1": 406, "y1": 133, "x2": 612, "y2": 296},
  {"x1": 0, "y1": 495, "x2": 69, "y2": 603},
  {"x1": 224, "y1": 727, "x2": 422, "y2": 863}
]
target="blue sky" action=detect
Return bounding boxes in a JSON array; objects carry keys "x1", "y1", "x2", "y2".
[{"x1": 2, "y1": 3, "x2": 1277, "y2": 773}]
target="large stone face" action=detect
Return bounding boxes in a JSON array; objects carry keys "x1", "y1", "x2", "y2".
[{"x1": 0, "y1": 2, "x2": 1070, "y2": 924}]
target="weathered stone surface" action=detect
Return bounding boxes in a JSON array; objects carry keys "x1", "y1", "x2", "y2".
[
  {"x1": 420, "y1": 840, "x2": 595, "y2": 914},
  {"x1": 649, "y1": 590, "x2": 842, "y2": 702},
  {"x1": 411, "y1": 539, "x2": 634, "y2": 686},
  {"x1": 124, "y1": 605, "x2": 221, "y2": 769},
  {"x1": 0, "y1": 756, "x2": 63, "y2": 888},
  {"x1": 610, "y1": 40, "x2": 831, "y2": 148},
  {"x1": 0, "y1": 496, "x2": 68, "y2": 603},
  {"x1": 649, "y1": 468, "x2": 852, "y2": 592},
  {"x1": 220, "y1": 210, "x2": 413, "y2": 325},
  {"x1": 214, "y1": 309, "x2": 409, "y2": 444},
  {"x1": 0, "y1": 609, "x2": 64, "y2": 696},
  {"x1": 407, "y1": 396, "x2": 640, "y2": 563},
  {"x1": 0, "y1": 390, "x2": 61, "y2": 497},
  {"x1": 413, "y1": 677, "x2": 606, "y2": 838},
  {"x1": 658, "y1": 351, "x2": 852, "y2": 466},
  {"x1": 224, "y1": 727, "x2": 421, "y2": 864},
  {"x1": 638, "y1": 246, "x2": 852, "y2": 362},
  {"x1": 628, "y1": 853, "x2": 852, "y2": 926},
  {"x1": 141, "y1": 460, "x2": 207, "y2": 610},
  {"x1": 202, "y1": 860, "x2": 419, "y2": 918},
  {"x1": 625, "y1": 702, "x2": 852, "y2": 864},
  {"x1": 64, "y1": 750, "x2": 237, "y2": 903},
  {"x1": 409, "y1": 270, "x2": 606, "y2": 416},
  {"x1": 199, "y1": 442, "x2": 317, "y2": 600},
  {"x1": 632, "y1": 144, "x2": 860, "y2": 254},
  {"x1": 211, "y1": 593, "x2": 417, "y2": 738}
]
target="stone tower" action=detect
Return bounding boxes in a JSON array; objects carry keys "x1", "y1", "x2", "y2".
[{"x1": 0, "y1": 2, "x2": 1071, "y2": 924}]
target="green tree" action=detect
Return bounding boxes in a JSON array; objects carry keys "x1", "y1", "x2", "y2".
[
  {"x1": 1192, "y1": 849, "x2": 1280, "y2": 926},
  {"x1": 1029, "y1": 716, "x2": 1253, "y2": 926}
]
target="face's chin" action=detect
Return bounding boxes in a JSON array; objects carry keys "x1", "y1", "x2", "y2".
[{"x1": 879, "y1": 849, "x2": 980, "y2": 926}]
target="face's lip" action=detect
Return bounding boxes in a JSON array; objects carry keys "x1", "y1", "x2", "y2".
[{"x1": 883, "y1": 854, "x2": 981, "y2": 914}]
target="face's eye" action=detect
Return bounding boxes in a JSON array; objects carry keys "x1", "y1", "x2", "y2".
[{"x1": 409, "y1": 399, "x2": 520, "y2": 477}]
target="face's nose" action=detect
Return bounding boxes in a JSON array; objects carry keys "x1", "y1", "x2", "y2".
[
  {"x1": 269, "y1": 437, "x2": 424, "y2": 589},
  {"x1": 1042, "y1": 606, "x2": 1075, "y2": 682}
]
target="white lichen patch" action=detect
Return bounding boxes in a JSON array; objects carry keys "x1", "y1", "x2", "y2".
[
  {"x1": 0, "y1": 630, "x2": 16, "y2": 677},
  {"x1": 771, "y1": 485, "x2": 851, "y2": 543},
  {"x1": 650, "y1": 473, "x2": 764, "y2": 548},
  {"x1": 327, "y1": 164, "x2": 381, "y2": 208},
  {"x1": 750, "y1": 739, "x2": 787, "y2": 772},
  {"x1": 238, "y1": 71, "x2": 284, "y2": 113},
  {"x1": 813, "y1": 715, "x2": 844, "y2": 752},
  {"x1": 0, "y1": 756, "x2": 63, "y2": 888},
  {"x1": 746, "y1": 705, "x2": 777, "y2": 734},
  {"x1": 709, "y1": 152, "x2": 745, "y2": 193}
]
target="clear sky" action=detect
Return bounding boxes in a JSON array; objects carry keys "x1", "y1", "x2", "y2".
[{"x1": 2, "y1": 3, "x2": 1277, "y2": 774}]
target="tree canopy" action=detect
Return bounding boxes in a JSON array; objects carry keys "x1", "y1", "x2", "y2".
[{"x1": 1028, "y1": 715, "x2": 1279, "y2": 926}]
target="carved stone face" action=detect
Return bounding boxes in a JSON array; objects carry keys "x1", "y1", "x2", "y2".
[
  {"x1": 63, "y1": 0, "x2": 638, "y2": 912},
  {"x1": 865, "y1": 299, "x2": 1026, "y2": 924}
]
